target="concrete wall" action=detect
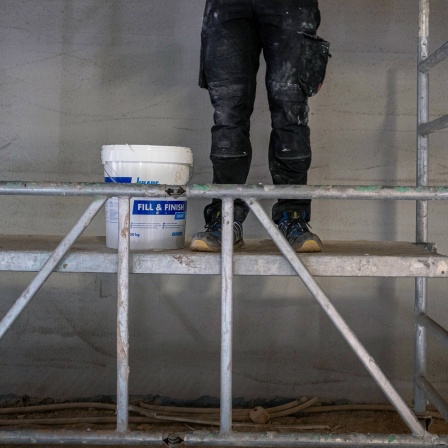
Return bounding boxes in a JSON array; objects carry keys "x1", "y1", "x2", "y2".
[{"x1": 1, "y1": 0, "x2": 447, "y2": 404}]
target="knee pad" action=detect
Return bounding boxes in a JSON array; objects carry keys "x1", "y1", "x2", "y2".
[
  {"x1": 273, "y1": 136, "x2": 311, "y2": 161},
  {"x1": 211, "y1": 136, "x2": 250, "y2": 159},
  {"x1": 211, "y1": 145, "x2": 249, "y2": 159},
  {"x1": 208, "y1": 80, "x2": 252, "y2": 159}
]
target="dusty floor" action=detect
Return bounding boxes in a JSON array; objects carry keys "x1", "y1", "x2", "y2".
[{"x1": 0, "y1": 404, "x2": 447, "y2": 447}]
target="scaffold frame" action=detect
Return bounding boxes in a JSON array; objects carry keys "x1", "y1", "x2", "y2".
[{"x1": 1, "y1": 0, "x2": 448, "y2": 445}]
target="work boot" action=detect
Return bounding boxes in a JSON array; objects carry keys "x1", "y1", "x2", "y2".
[
  {"x1": 190, "y1": 212, "x2": 244, "y2": 252},
  {"x1": 278, "y1": 211, "x2": 322, "y2": 253}
]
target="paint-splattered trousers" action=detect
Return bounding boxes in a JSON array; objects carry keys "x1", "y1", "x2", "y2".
[{"x1": 199, "y1": 0, "x2": 328, "y2": 224}]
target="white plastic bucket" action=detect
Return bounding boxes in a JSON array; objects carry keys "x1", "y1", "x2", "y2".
[{"x1": 101, "y1": 145, "x2": 193, "y2": 250}]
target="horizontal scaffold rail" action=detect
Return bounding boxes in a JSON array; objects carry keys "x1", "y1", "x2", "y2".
[
  {"x1": 2, "y1": 181, "x2": 448, "y2": 200},
  {"x1": 0, "y1": 429, "x2": 445, "y2": 447}
]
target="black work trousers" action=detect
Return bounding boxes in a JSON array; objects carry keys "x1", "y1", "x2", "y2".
[{"x1": 200, "y1": 0, "x2": 321, "y2": 224}]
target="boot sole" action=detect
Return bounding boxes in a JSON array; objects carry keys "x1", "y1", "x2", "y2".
[
  {"x1": 190, "y1": 239, "x2": 245, "y2": 253},
  {"x1": 296, "y1": 240, "x2": 322, "y2": 253}
]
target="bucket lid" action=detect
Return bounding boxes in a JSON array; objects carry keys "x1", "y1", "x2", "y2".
[{"x1": 101, "y1": 145, "x2": 193, "y2": 164}]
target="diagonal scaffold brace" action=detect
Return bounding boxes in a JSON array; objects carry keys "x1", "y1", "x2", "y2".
[{"x1": 246, "y1": 197, "x2": 428, "y2": 438}]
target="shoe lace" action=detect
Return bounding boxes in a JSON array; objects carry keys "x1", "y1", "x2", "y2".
[
  {"x1": 205, "y1": 216, "x2": 222, "y2": 233},
  {"x1": 279, "y1": 214, "x2": 311, "y2": 239},
  {"x1": 205, "y1": 217, "x2": 243, "y2": 241}
]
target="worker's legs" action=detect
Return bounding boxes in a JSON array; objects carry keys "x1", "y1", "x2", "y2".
[
  {"x1": 255, "y1": 0, "x2": 320, "y2": 223},
  {"x1": 191, "y1": 0, "x2": 260, "y2": 251},
  {"x1": 257, "y1": 0, "x2": 322, "y2": 251},
  {"x1": 200, "y1": 0, "x2": 261, "y2": 225}
]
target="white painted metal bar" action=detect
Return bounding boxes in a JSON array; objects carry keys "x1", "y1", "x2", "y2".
[
  {"x1": 0, "y1": 430, "x2": 163, "y2": 445},
  {"x1": 3, "y1": 182, "x2": 448, "y2": 201},
  {"x1": 0, "y1": 181, "x2": 173, "y2": 197},
  {"x1": 0, "y1": 197, "x2": 107, "y2": 341},
  {"x1": 415, "y1": 0, "x2": 430, "y2": 416},
  {"x1": 117, "y1": 197, "x2": 130, "y2": 432},
  {"x1": 417, "y1": 0, "x2": 430, "y2": 245},
  {"x1": 185, "y1": 431, "x2": 442, "y2": 447},
  {"x1": 220, "y1": 198, "x2": 234, "y2": 434},
  {"x1": 414, "y1": 278, "x2": 428, "y2": 414},
  {"x1": 187, "y1": 185, "x2": 448, "y2": 201},
  {"x1": 0, "y1": 430, "x2": 444, "y2": 447},
  {"x1": 247, "y1": 198, "x2": 426, "y2": 437}
]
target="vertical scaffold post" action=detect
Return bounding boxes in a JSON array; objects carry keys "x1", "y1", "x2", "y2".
[
  {"x1": 415, "y1": 0, "x2": 430, "y2": 416},
  {"x1": 220, "y1": 198, "x2": 234, "y2": 434},
  {"x1": 117, "y1": 197, "x2": 130, "y2": 432}
]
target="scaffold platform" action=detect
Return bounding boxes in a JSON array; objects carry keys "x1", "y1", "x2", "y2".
[{"x1": 0, "y1": 236, "x2": 446, "y2": 278}]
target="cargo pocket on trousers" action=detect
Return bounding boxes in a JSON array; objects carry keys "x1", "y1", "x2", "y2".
[{"x1": 298, "y1": 32, "x2": 331, "y2": 97}]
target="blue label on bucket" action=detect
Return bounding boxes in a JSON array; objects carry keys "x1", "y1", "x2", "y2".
[
  {"x1": 136, "y1": 177, "x2": 159, "y2": 184},
  {"x1": 132, "y1": 200, "x2": 187, "y2": 216},
  {"x1": 105, "y1": 177, "x2": 132, "y2": 183},
  {"x1": 175, "y1": 212, "x2": 186, "y2": 220}
]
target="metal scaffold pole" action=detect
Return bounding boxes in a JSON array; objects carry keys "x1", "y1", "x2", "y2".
[
  {"x1": 415, "y1": 0, "x2": 430, "y2": 416},
  {"x1": 220, "y1": 198, "x2": 234, "y2": 434},
  {"x1": 117, "y1": 197, "x2": 130, "y2": 432}
]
